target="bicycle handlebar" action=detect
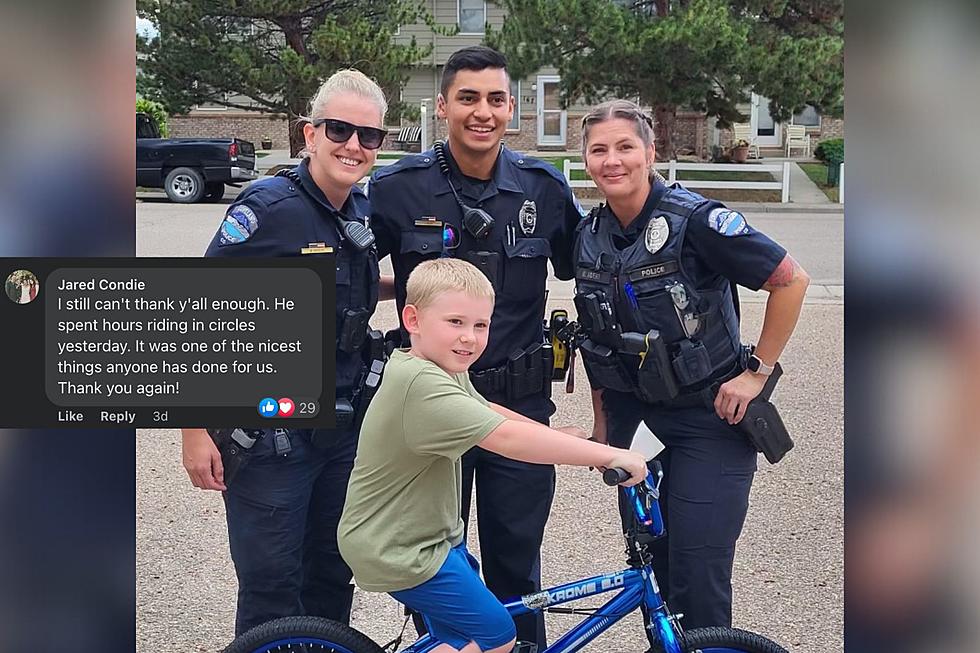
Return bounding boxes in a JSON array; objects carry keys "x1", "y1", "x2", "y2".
[{"x1": 602, "y1": 467, "x2": 631, "y2": 486}]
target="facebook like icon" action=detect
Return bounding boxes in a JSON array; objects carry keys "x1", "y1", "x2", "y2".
[{"x1": 257, "y1": 397, "x2": 279, "y2": 418}]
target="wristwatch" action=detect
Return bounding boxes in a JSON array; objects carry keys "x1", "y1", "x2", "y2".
[{"x1": 747, "y1": 354, "x2": 775, "y2": 377}]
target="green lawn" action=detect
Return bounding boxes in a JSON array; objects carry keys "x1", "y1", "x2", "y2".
[{"x1": 798, "y1": 162, "x2": 841, "y2": 202}]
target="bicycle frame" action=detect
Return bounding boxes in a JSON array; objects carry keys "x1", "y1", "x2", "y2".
[
  {"x1": 402, "y1": 567, "x2": 680, "y2": 653},
  {"x1": 401, "y1": 470, "x2": 681, "y2": 653}
]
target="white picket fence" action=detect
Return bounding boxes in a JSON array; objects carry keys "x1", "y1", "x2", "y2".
[
  {"x1": 564, "y1": 159, "x2": 792, "y2": 203},
  {"x1": 359, "y1": 157, "x2": 845, "y2": 206}
]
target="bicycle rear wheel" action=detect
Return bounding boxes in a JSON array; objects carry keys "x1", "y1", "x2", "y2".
[
  {"x1": 655, "y1": 626, "x2": 789, "y2": 653},
  {"x1": 223, "y1": 616, "x2": 385, "y2": 653}
]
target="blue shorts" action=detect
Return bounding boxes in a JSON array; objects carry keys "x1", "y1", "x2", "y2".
[{"x1": 390, "y1": 542, "x2": 516, "y2": 650}]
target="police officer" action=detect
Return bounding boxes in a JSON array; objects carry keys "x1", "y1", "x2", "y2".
[
  {"x1": 575, "y1": 99, "x2": 810, "y2": 628},
  {"x1": 180, "y1": 69, "x2": 390, "y2": 636},
  {"x1": 368, "y1": 46, "x2": 584, "y2": 648}
]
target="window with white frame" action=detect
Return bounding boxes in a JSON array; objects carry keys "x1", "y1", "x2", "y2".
[
  {"x1": 459, "y1": 0, "x2": 485, "y2": 34},
  {"x1": 508, "y1": 80, "x2": 520, "y2": 130},
  {"x1": 792, "y1": 105, "x2": 821, "y2": 127}
]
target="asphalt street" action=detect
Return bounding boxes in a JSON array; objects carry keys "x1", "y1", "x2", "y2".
[{"x1": 135, "y1": 196, "x2": 843, "y2": 653}]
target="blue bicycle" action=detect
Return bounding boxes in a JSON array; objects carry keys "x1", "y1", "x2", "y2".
[{"x1": 224, "y1": 465, "x2": 788, "y2": 653}]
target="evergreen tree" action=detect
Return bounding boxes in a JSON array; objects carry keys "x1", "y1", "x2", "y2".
[
  {"x1": 489, "y1": 0, "x2": 843, "y2": 159},
  {"x1": 137, "y1": 1, "x2": 433, "y2": 154}
]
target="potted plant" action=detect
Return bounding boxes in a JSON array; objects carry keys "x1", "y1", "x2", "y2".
[
  {"x1": 730, "y1": 138, "x2": 750, "y2": 163},
  {"x1": 261, "y1": 136, "x2": 273, "y2": 150}
]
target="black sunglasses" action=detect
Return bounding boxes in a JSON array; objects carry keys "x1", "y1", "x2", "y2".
[{"x1": 312, "y1": 118, "x2": 386, "y2": 150}]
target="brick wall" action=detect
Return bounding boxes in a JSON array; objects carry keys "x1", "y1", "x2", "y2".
[
  {"x1": 817, "y1": 117, "x2": 844, "y2": 144},
  {"x1": 169, "y1": 113, "x2": 291, "y2": 149},
  {"x1": 425, "y1": 111, "x2": 708, "y2": 157}
]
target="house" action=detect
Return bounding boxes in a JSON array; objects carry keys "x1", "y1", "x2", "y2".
[{"x1": 169, "y1": 1, "x2": 842, "y2": 157}]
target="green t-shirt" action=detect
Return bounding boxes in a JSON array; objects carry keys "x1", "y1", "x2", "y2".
[{"x1": 338, "y1": 349, "x2": 506, "y2": 592}]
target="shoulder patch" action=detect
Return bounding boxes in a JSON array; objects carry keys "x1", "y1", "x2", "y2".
[
  {"x1": 707, "y1": 207, "x2": 751, "y2": 237},
  {"x1": 370, "y1": 152, "x2": 436, "y2": 182},
  {"x1": 219, "y1": 204, "x2": 259, "y2": 246}
]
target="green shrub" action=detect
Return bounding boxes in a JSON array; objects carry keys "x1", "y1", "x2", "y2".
[
  {"x1": 136, "y1": 97, "x2": 169, "y2": 137},
  {"x1": 815, "y1": 138, "x2": 843, "y2": 165}
]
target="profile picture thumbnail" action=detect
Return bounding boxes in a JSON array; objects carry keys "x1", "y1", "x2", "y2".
[{"x1": 5, "y1": 270, "x2": 40, "y2": 305}]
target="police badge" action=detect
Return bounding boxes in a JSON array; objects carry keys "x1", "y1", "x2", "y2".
[
  {"x1": 518, "y1": 199, "x2": 537, "y2": 235},
  {"x1": 645, "y1": 216, "x2": 669, "y2": 254}
]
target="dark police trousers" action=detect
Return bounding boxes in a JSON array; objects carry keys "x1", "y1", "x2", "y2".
[
  {"x1": 603, "y1": 391, "x2": 757, "y2": 628},
  {"x1": 461, "y1": 394, "x2": 555, "y2": 647},
  {"x1": 223, "y1": 427, "x2": 358, "y2": 636}
]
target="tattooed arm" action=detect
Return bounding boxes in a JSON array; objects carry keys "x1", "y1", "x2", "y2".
[
  {"x1": 755, "y1": 254, "x2": 811, "y2": 367},
  {"x1": 715, "y1": 254, "x2": 810, "y2": 423}
]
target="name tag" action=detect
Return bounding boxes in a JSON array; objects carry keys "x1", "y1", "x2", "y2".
[
  {"x1": 301, "y1": 243, "x2": 333, "y2": 255},
  {"x1": 576, "y1": 267, "x2": 611, "y2": 284},
  {"x1": 414, "y1": 217, "x2": 443, "y2": 228},
  {"x1": 627, "y1": 261, "x2": 679, "y2": 281}
]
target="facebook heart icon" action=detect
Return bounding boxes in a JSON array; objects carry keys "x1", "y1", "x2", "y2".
[{"x1": 278, "y1": 398, "x2": 295, "y2": 417}]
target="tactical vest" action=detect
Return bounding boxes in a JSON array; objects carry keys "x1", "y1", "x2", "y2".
[{"x1": 573, "y1": 187, "x2": 742, "y2": 404}]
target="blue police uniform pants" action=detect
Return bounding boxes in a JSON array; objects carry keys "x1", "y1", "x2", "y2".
[
  {"x1": 223, "y1": 428, "x2": 358, "y2": 636},
  {"x1": 603, "y1": 391, "x2": 757, "y2": 629},
  {"x1": 460, "y1": 396, "x2": 555, "y2": 648}
]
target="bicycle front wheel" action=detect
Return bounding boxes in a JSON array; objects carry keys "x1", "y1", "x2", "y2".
[
  {"x1": 656, "y1": 626, "x2": 789, "y2": 653},
  {"x1": 223, "y1": 616, "x2": 385, "y2": 653}
]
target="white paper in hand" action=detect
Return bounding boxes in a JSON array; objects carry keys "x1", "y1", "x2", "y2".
[{"x1": 630, "y1": 421, "x2": 665, "y2": 461}]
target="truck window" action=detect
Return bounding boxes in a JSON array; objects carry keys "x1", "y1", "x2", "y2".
[{"x1": 137, "y1": 114, "x2": 160, "y2": 139}]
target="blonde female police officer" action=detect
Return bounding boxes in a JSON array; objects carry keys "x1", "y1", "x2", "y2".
[
  {"x1": 575, "y1": 100, "x2": 810, "y2": 629},
  {"x1": 180, "y1": 70, "x2": 388, "y2": 636}
]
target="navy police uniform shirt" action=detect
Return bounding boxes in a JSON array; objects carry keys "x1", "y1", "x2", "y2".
[
  {"x1": 590, "y1": 179, "x2": 786, "y2": 294},
  {"x1": 205, "y1": 159, "x2": 378, "y2": 396},
  {"x1": 369, "y1": 144, "x2": 585, "y2": 375}
]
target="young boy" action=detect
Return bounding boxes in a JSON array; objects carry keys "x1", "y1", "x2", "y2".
[{"x1": 338, "y1": 259, "x2": 647, "y2": 653}]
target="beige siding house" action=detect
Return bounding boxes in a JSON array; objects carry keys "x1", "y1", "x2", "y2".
[{"x1": 170, "y1": 1, "x2": 842, "y2": 158}]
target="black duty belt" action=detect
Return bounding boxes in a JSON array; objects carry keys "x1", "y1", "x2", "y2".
[{"x1": 469, "y1": 342, "x2": 554, "y2": 401}]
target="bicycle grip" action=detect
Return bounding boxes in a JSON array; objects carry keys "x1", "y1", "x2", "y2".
[{"x1": 602, "y1": 467, "x2": 630, "y2": 486}]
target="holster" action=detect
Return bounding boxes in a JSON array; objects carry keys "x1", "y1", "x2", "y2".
[
  {"x1": 735, "y1": 362, "x2": 794, "y2": 464},
  {"x1": 207, "y1": 428, "x2": 260, "y2": 487},
  {"x1": 739, "y1": 399, "x2": 793, "y2": 464},
  {"x1": 628, "y1": 330, "x2": 680, "y2": 403}
]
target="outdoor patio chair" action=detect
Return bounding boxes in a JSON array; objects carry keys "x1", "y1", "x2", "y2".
[
  {"x1": 393, "y1": 125, "x2": 422, "y2": 152},
  {"x1": 785, "y1": 125, "x2": 812, "y2": 158}
]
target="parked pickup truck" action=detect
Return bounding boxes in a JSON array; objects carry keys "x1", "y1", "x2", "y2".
[{"x1": 137, "y1": 112, "x2": 259, "y2": 203}]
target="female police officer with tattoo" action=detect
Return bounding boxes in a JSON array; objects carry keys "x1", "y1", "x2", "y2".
[
  {"x1": 179, "y1": 69, "x2": 390, "y2": 637},
  {"x1": 574, "y1": 100, "x2": 810, "y2": 629}
]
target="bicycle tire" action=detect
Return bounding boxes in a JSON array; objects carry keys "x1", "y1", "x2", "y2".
[
  {"x1": 223, "y1": 616, "x2": 386, "y2": 653},
  {"x1": 654, "y1": 626, "x2": 789, "y2": 653}
]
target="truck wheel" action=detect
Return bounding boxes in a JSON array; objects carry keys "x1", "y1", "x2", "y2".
[
  {"x1": 164, "y1": 167, "x2": 205, "y2": 203},
  {"x1": 203, "y1": 182, "x2": 226, "y2": 202}
]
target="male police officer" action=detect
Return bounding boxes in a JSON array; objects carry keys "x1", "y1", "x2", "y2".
[{"x1": 368, "y1": 46, "x2": 584, "y2": 647}]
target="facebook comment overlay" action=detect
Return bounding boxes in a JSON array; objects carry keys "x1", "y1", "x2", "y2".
[{"x1": 1, "y1": 258, "x2": 336, "y2": 428}]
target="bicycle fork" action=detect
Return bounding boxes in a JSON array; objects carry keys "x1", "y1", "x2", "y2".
[{"x1": 640, "y1": 567, "x2": 684, "y2": 653}]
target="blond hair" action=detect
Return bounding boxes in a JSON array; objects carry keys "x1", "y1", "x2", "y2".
[
  {"x1": 298, "y1": 69, "x2": 388, "y2": 159},
  {"x1": 406, "y1": 259, "x2": 495, "y2": 311},
  {"x1": 304, "y1": 69, "x2": 388, "y2": 126}
]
